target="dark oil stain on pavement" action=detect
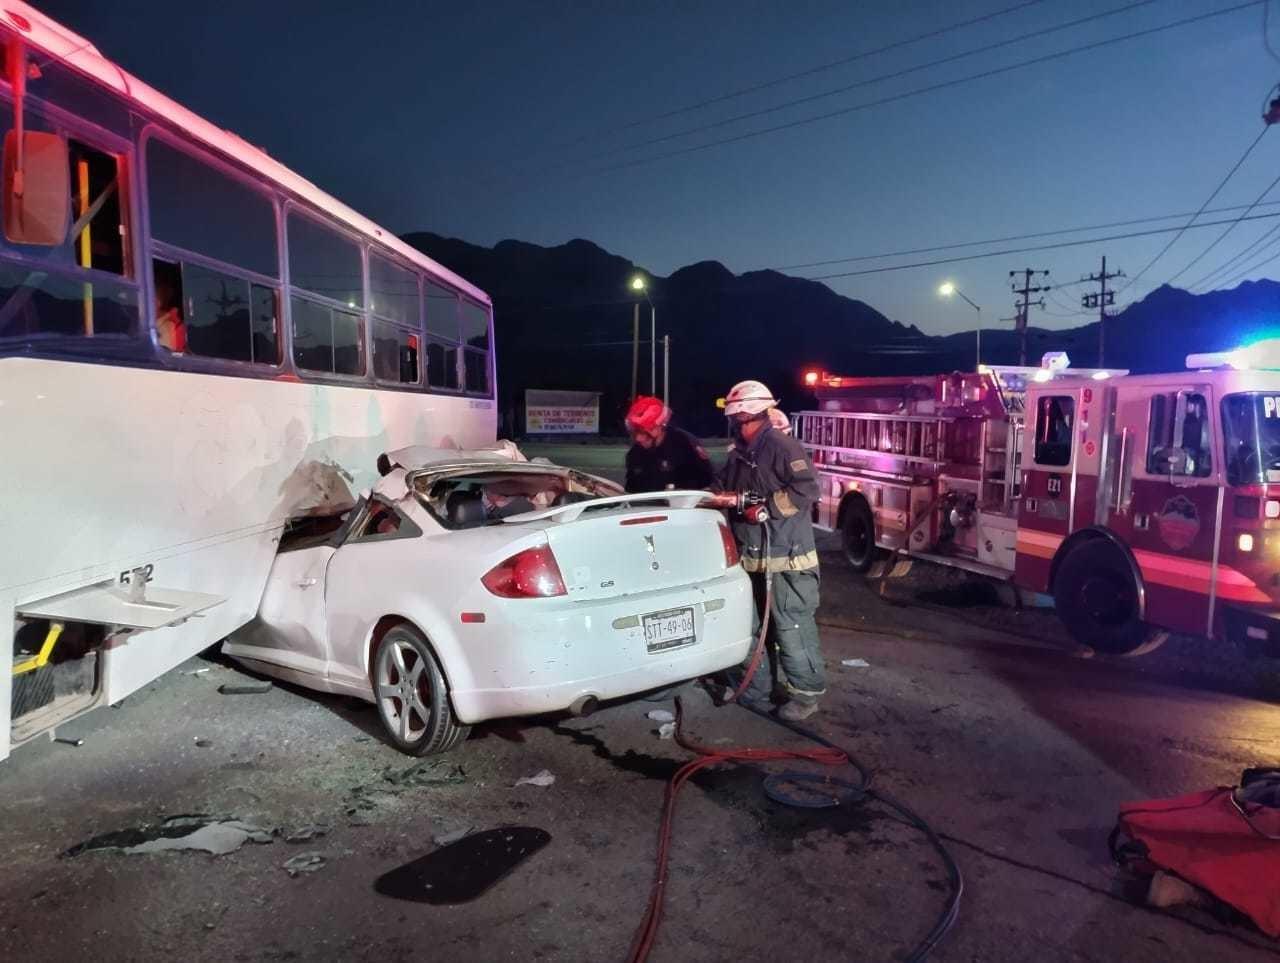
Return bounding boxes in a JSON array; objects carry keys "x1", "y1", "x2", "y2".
[
  {"x1": 374, "y1": 827, "x2": 551, "y2": 904},
  {"x1": 550, "y1": 724, "x2": 878, "y2": 851}
]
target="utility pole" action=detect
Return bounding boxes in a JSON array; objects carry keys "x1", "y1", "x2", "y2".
[
  {"x1": 662, "y1": 335, "x2": 670, "y2": 404},
  {"x1": 1009, "y1": 268, "x2": 1049, "y2": 365},
  {"x1": 631, "y1": 301, "x2": 639, "y2": 400},
  {"x1": 1081, "y1": 256, "x2": 1124, "y2": 367},
  {"x1": 650, "y1": 304, "x2": 657, "y2": 395}
]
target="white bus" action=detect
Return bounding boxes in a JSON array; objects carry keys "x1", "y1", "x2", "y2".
[{"x1": 0, "y1": 3, "x2": 497, "y2": 759}]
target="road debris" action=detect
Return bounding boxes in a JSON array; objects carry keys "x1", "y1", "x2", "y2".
[
  {"x1": 285, "y1": 825, "x2": 328, "y2": 844},
  {"x1": 64, "y1": 815, "x2": 274, "y2": 858},
  {"x1": 374, "y1": 827, "x2": 551, "y2": 904},
  {"x1": 382, "y1": 759, "x2": 467, "y2": 789},
  {"x1": 194, "y1": 737, "x2": 212, "y2": 748},
  {"x1": 841, "y1": 658, "x2": 871, "y2": 668},
  {"x1": 432, "y1": 826, "x2": 476, "y2": 847},
  {"x1": 218, "y1": 682, "x2": 273, "y2": 695},
  {"x1": 282, "y1": 851, "x2": 326, "y2": 876},
  {"x1": 656, "y1": 722, "x2": 676, "y2": 740},
  {"x1": 645, "y1": 709, "x2": 675, "y2": 723},
  {"x1": 53, "y1": 736, "x2": 84, "y2": 747},
  {"x1": 183, "y1": 667, "x2": 211, "y2": 676},
  {"x1": 514, "y1": 769, "x2": 555, "y2": 788}
]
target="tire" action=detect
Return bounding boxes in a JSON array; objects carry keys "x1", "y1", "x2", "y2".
[
  {"x1": 841, "y1": 497, "x2": 881, "y2": 573},
  {"x1": 372, "y1": 623, "x2": 470, "y2": 756},
  {"x1": 1053, "y1": 540, "x2": 1165, "y2": 655}
]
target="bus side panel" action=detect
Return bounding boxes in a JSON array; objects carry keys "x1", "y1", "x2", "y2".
[{"x1": 1, "y1": 358, "x2": 496, "y2": 753}]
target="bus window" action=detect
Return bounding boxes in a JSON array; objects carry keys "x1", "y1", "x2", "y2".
[
  {"x1": 372, "y1": 319, "x2": 419, "y2": 384},
  {"x1": 146, "y1": 136, "x2": 280, "y2": 362},
  {"x1": 146, "y1": 137, "x2": 276, "y2": 278},
  {"x1": 425, "y1": 279, "x2": 461, "y2": 390},
  {"x1": 1033, "y1": 395, "x2": 1074, "y2": 466},
  {"x1": 292, "y1": 295, "x2": 363, "y2": 376},
  {"x1": 464, "y1": 349, "x2": 489, "y2": 395},
  {"x1": 369, "y1": 251, "x2": 420, "y2": 385},
  {"x1": 370, "y1": 252, "x2": 419, "y2": 326},
  {"x1": 0, "y1": 113, "x2": 137, "y2": 340},
  {"x1": 461, "y1": 299, "x2": 489, "y2": 349},
  {"x1": 460, "y1": 299, "x2": 491, "y2": 396},
  {"x1": 427, "y1": 341, "x2": 459, "y2": 390},
  {"x1": 172, "y1": 262, "x2": 280, "y2": 365},
  {"x1": 425, "y1": 280, "x2": 459, "y2": 339},
  {"x1": 288, "y1": 211, "x2": 362, "y2": 307}
]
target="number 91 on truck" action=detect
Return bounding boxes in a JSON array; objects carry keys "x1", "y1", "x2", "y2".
[{"x1": 796, "y1": 345, "x2": 1280, "y2": 657}]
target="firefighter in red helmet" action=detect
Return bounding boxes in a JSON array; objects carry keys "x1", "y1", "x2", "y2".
[{"x1": 624, "y1": 395, "x2": 713, "y2": 494}]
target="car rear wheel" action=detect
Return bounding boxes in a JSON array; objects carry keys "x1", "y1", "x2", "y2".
[
  {"x1": 372, "y1": 624, "x2": 469, "y2": 756},
  {"x1": 841, "y1": 497, "x2": 882, "y2": 573},
  {"x1": 1054, "y1": 541, "x2": 1166, "y2": 655}
]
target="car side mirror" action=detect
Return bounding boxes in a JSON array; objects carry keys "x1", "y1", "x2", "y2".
[{"x1": 3, "y1": 129, "x2": 69, "y2": 246}]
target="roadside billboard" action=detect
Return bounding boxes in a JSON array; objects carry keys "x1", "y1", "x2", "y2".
[{"x1": 525, "y1": 389, "x2": 600, "y2": 434}]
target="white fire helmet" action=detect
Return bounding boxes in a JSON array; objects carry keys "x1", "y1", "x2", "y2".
[
  {"x1": 723, "y1": 380, "x2": 777, "y2": 418},
  {"x1": 768, "y1": 408, "x2": 791, "y2": 434}
]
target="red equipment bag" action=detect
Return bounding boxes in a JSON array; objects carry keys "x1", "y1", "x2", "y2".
[{"x1": 1111, "y1": 769, "x2": 1280, "y2": 937}]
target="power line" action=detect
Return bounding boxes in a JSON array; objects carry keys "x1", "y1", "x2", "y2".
[
  {"x1": 774, "y1": 200, "x2": 1280, "y2": 271},
  {"x1": 1188, "y1": 218, "x2": 1280, "y2": 289},
  {"x1": 558, "y1": 0, "x2": 1051, "y2": 149},
  {"x1": 799, "y1": 209, "x2": 1280, "y2": 281},
  {"x1": 1164, "y1": 168, "x2": 1280, "y2": 285},
  {"x1": 580, "y1": 1, "x2": 1262, "y2": 178},
  {"x1": 1211, "y1": 230, "x2": 1280, "y2": 287},
  {"x1": 585, "y1": 0, "x2": 1163, "y2": 164},
  {"x1": 1117, "y1": 123, "x2": 1270, "y2": 294}
]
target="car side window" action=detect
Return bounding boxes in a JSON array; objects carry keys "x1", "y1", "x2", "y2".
[{"x1": 349, "y1": 499, "x2": 421, "y2": 543}]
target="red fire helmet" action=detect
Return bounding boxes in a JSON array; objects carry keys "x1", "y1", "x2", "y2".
[{"x1": 625, "y1": 396, "x2": 671, "y2": 434}]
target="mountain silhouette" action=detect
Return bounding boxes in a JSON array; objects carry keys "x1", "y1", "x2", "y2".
[{"x1": 402, "y1": 231, "x2": 1280, "y2": 435}]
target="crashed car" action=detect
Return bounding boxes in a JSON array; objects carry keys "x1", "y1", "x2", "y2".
[{"x1": 224, "y1": 446, "x2": 753, "y2": 755}]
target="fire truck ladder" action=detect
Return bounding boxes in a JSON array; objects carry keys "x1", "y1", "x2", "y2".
[{"x1": 794, "y1": 410, "x2": 951, "y2": 475}]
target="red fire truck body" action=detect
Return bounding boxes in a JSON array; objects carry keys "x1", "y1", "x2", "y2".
[{"x1": 796, "y1": 351, "x2": 1280, "y2": 654}]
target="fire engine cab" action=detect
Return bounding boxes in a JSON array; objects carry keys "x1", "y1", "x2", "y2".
[{"x1": 796, "y1": 345, "x2": 1280, "y2": 655}]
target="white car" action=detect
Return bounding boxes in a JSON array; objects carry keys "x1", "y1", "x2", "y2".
[{"x1": 224, "y1": 447, "x2": 753, "y2": 755}]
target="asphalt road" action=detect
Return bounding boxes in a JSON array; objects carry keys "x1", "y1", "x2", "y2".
[{"x1": 2, "y1": 540, "x2": 1279, "y2": 962}]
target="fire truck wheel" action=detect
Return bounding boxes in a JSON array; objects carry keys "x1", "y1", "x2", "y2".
[
  {"x1": 841, "y1": 497, "x2": 881, "y2": 573},
  {"x1": 1054, "y1": 541, "x2": 1159, "y2": 655}
]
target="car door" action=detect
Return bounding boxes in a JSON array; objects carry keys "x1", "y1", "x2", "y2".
[
  {"x1": 323, "y1": 498, "x2": 425, "y2": 693},
  {"x1": 233, "y1": 542, "x2": 337, "y2": 677}
]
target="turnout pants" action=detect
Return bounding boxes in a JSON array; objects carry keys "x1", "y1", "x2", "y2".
[{"x1": 740, "y1": 569, "x2": 826, "y2": 705}]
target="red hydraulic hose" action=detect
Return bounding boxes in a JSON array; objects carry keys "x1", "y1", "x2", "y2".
[{"x1": 625, "y1": 698, "x2": 848, "y2": 963}]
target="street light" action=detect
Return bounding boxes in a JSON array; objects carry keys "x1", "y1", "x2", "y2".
[
  {"x1": 630, "y1": 275, "x2": 657, "y2": 397},
  {"x1": 938, "y1": 281, "x2": 982, "y2": 369}
]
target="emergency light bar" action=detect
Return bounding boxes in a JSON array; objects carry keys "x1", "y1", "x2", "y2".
[{"x1": 1187, "y1": 337, "x2": 1280, "y2": 371}]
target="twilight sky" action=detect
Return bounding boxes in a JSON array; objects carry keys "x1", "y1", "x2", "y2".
[{"x1": 41, "y1": 0, "x2": 1280, "y2": 335}]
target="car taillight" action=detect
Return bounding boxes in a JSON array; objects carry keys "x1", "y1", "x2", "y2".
[
  {"x1": 718, "y1": 523, "x2": 740, "y2": 568},
  {"x1": 482, "y1": 545, "x2": 568, "y2": 598}
]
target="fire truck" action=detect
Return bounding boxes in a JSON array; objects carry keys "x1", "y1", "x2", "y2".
[{"x1": 795, "y1": 345, "x2": 1280, "y2": 655}]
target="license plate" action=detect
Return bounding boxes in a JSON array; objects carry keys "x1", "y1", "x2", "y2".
[{"x1": 642, "y1": 607, "x2": 696, "y2": 653}]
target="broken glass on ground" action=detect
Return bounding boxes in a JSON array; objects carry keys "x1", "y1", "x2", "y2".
[
  {"x1": 282, "y1": 851, "x2": 326, "y2": 876},
  {"x1": 63, "y1": 815, "x2": 274, "y2": 858},
  {"x1": 374, "y1": 827, "x2": 551, "y2": 904}
]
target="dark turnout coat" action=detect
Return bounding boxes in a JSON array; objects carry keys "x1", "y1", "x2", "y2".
[
  {"x1": 716, "y1": 424, "x2": 821, "y2": 573},
  {"x1": 625, "y1": 427, "x2": 713, "y2": 494}
]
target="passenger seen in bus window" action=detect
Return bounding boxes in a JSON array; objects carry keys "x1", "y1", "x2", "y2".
[{"x1": 153, "y1": 261, "x2": 187, "y2": 353}]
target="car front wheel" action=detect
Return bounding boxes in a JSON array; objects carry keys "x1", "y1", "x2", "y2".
[{"x1": 373, "y1": 623, "x2": 470, "y2": 755}]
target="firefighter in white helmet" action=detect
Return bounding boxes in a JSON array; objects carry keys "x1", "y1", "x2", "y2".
[{"x1": 707, "y1": 380, "x2": 826, "y2": 720}]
